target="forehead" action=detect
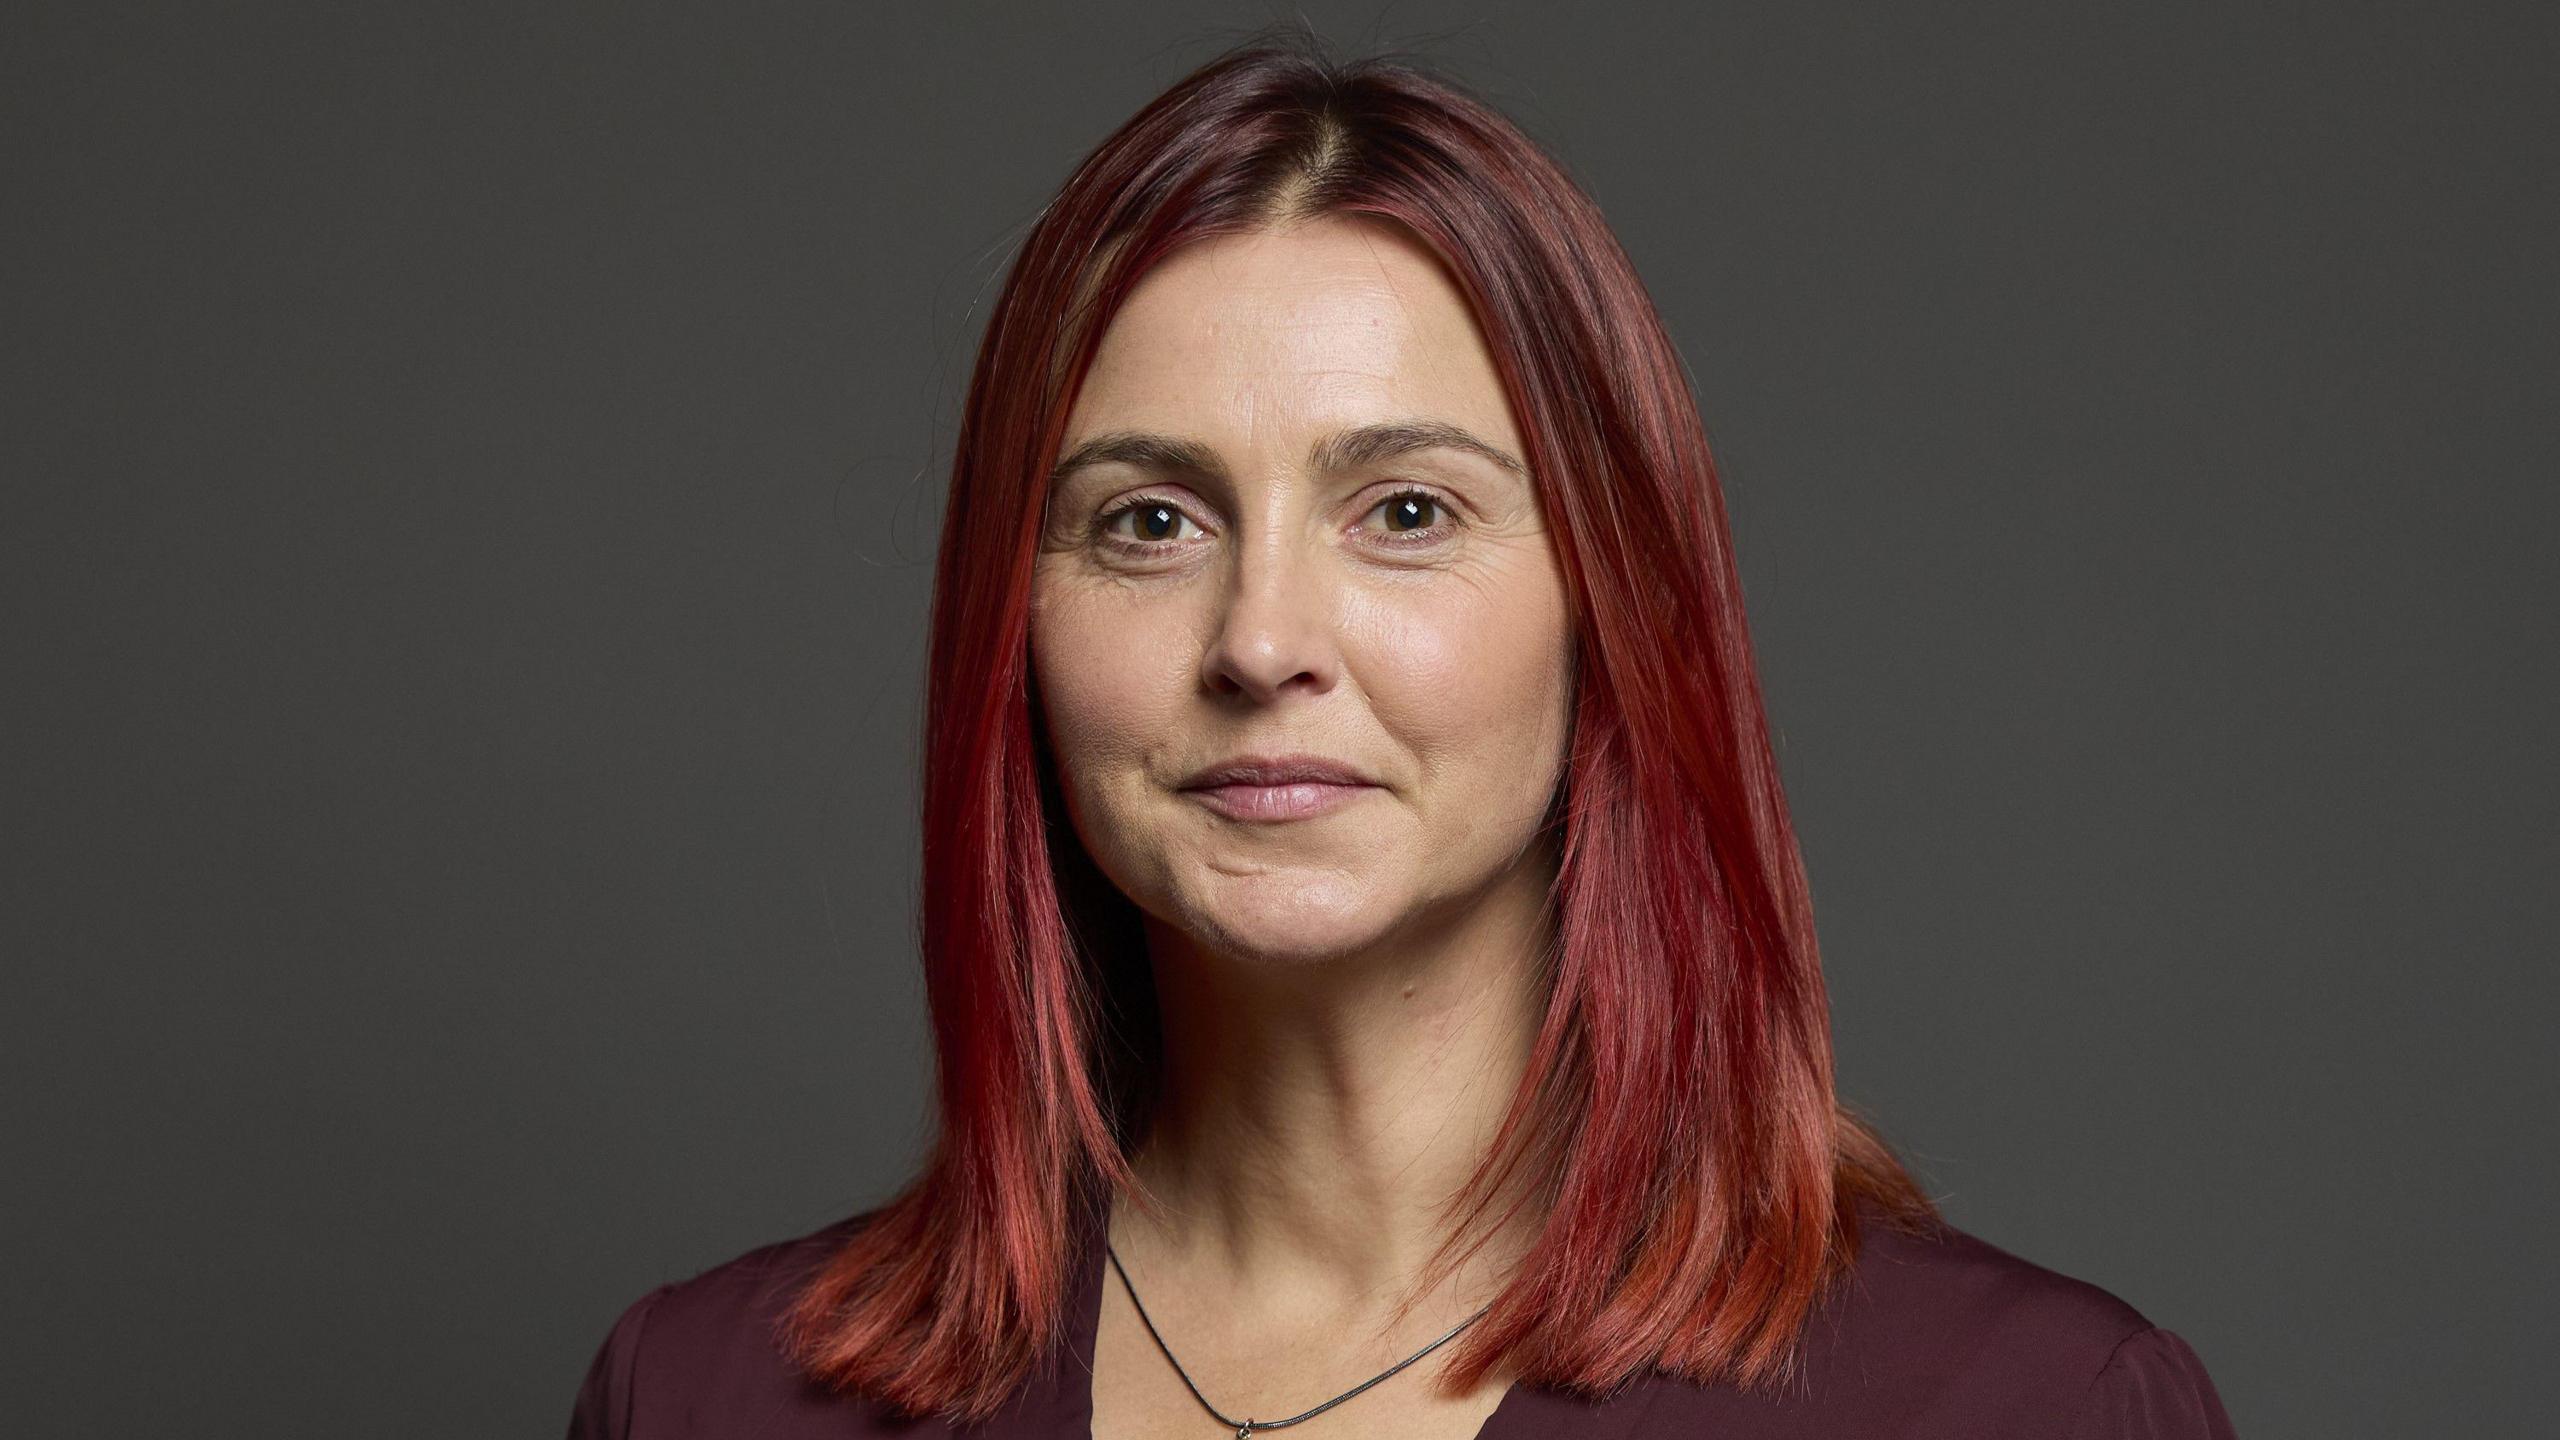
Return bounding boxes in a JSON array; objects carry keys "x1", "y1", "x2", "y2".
[{"x1": 1064, "y1": 216, "x2": 1517, "y2": 450}]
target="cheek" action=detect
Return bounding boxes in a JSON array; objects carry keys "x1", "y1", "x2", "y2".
[
  {"x1": 1358, "y1": 568, "x2": 1573, "y2": 778},
  {"x1": 1028, "y1": 587, "x2": 1190, "y2": 803}
]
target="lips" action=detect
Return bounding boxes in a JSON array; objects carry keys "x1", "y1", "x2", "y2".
[
  {"x1": 1182, "y1": 778, "x2": 1372, "y2": 822},
  {"x1": 1178, "y1": 754, "x2": 1378, "y2": 822}
]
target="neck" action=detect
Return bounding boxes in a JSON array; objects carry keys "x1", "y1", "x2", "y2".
[{"x1": 1113, "y1": 837, "x2": 1559, "y2": 1320}]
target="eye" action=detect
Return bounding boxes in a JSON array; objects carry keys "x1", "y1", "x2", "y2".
[
  {"x1": 1358, "y1": 487, "x2": 1459, "y2": 545},
  {"x1": 1095, "y1": 494, "x2": 1206, "y2": 549}
]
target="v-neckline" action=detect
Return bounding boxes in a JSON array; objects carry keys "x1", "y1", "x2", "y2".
[{"x1": 1058, "y1": 1201, "x2": 1530, "y2": 1440}]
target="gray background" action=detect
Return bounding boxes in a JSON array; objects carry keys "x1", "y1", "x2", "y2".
[{"x1": 4, "y1": 3, "x2": 2550, "y2": 1436}]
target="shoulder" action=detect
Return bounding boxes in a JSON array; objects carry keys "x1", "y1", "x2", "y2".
[
  {"x1": 1626, "y1": 1203, "x2": 2236, "y2": 1438},
  {"x1": 1806, "y1": 1204, "x2": 2235, "y2": 1438},
  {"x1": 1835, "y1": 1206, "x2": 2158, "y2": 1373},
  {"x1": 614, "y1": 1215, "x2": 865, "y2": 1372},
  {"x1": 565, "y1": 1212, "x2": 892, "y2": 1440}
]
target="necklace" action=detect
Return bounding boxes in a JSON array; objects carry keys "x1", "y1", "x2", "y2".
[{"x1": 1102, "y1": 1241, "x2": 1497, "y2": 1439}]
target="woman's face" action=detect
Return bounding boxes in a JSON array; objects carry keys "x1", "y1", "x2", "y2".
[{"x1": 1029, "y1": 215, "x2": 1573, "y2": 967}]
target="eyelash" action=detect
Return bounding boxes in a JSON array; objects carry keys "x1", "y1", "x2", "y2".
[{"x1": 1094, "y1": 487, "x2": 1460, "y2": 555}]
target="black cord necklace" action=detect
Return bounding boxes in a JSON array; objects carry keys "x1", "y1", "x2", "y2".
[{"x1": 1102, "y1": 1241, "x2": 1497, "y2": 1439}]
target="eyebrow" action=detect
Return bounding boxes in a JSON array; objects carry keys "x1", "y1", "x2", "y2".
[{"x1": 1048, "y1": 419, "x2": 1528, "y2": 490}]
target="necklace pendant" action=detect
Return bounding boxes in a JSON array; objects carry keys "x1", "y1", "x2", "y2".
[{"x1": 1236, "y1": 1428, "x2": 1252, "y2": 1439}]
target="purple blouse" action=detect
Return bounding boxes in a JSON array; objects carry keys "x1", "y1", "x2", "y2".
[{"x1": 567, "y1": 1198, "x2": 2237, "y2": 1438}]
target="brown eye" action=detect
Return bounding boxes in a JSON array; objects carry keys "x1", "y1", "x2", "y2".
[
  {"x1": 1379, "y1": 493, "x2": 1439, "y2": 532},
  {"x1": 1098, "y1": 496, "x2": 1204, "y2": 546},
  {"x1": 1362, "y1": 488, "x2": 1457, "y2": 543}
]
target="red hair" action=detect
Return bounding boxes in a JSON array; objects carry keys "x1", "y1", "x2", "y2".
[{"x1": 783, "y1": 28, "x2": 1939, "y2": 1422}]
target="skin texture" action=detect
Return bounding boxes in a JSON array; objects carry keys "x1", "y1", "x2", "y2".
[{"x1": 1028, "y1": 214, "x2": 1575, "y2": 1438}]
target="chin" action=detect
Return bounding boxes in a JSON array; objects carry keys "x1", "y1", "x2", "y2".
[{"x1": 1175, "y1": 880, "x2": 1400, "y2": 966}]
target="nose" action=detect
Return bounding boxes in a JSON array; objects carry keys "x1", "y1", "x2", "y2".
[{"x1": 1198, "y1": 531, "x2": 1339, "y2": 704}]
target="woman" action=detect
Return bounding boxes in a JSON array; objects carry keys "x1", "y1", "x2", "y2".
[{"x1": 568, "y1": 34, "x2": 2236, "y2": 1440}]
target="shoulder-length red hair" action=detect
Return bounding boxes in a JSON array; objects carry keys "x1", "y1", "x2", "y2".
[{"x1": 783, "y1": 27, "x2": 1939, "y2": 1423}]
